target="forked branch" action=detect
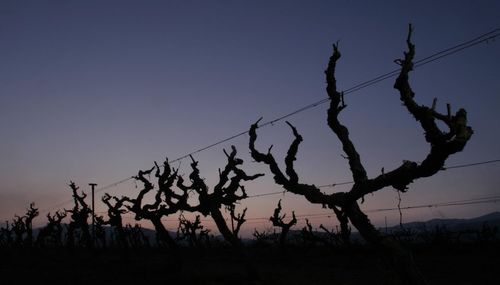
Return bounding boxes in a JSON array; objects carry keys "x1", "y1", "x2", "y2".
[
  {"x1": 269, "y1": 199, "x2": 297, "y2": 246},
  {"x1": 249, "y1": 24, "x2": 473, "y2": 285}
]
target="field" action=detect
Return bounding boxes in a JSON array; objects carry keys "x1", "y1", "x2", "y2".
[{"x1": 1, "y1": 243, "x2": 498, "y2": 285}]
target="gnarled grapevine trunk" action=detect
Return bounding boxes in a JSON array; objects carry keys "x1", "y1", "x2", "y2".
[{"x1": 248, "y1": 24, "x2": 472, "y2": 285}]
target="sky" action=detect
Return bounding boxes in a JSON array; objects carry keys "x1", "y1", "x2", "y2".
[{"x1": 1, "y1": 0, "x2": 499, "y2": 236}]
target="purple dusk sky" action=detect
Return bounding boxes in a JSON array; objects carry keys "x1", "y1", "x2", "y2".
[{"x1": 1, "y1": 0, "x2": 499, "y2": 234}]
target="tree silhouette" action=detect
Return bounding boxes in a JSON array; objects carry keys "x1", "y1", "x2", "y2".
[
  {"x1": 122, "y1": 147, "x2": 261, "y2": 249},
  {"x1": 102, "y1": 193, "x2": 128, "y2": 247},
  {"x1": 94, "y1": 214, "x2": 107, "y2": 247},
  {"x1": 300, "y1": 219, "x2": 327, "y2": 246},
  {"x1": 177, "y1": 146, "x2": 263, "y2": 247},
  {"x1": 252, "y1": 228, "x2": 276, "y2": 246},
  {"x1": 6, "y1": 203, "x2": 40, "y2": 247},
  {"x1": 0, "y1": 221, "x2": 13, "y2": 247},
  {"x1": 176, "y1": 214, "x2": 210, "y2": 248},
  {"x1": 11, "y1": 215, "x2": 25, "y2": 247},
  {"x1": 37, "y1": 210, "x2": 66, "y2": 247},
  {"x1": 269, "y1": 199, "x2": 297, "y2": 247},
  {"x1": 66, "y1": 181, "x2": 92, "y2": 247},
  {"x1": 123, "y1": 159, "x2": 190, "y2": 248},
  {"x1": 248, "y1": 24, "x2": 472, "y2": 284},
  {"x1": 176, "y1": 146, "x2": 263, "y2": 281},
  {"x1": 23, "y1": 203, "x2": 39, "y2": 247}
]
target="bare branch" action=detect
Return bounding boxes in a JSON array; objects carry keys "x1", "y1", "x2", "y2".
[
  {"x1": 229, "y1": 206, "x2": 247, "y2": 238},
  {"x1": 325, "y1": 43, "x2": 368, "y2": 184},
  {"x1": 284, "y1": 121, "x2": 302, "y2": 184},
  {"x1": 348, "y1": 24, "x2": 473, "y2": 200},
  {"x1": 269, "y1": 199, "x2": 297, "y2": 246},
  {"x1": 248, "y1": 25, "x2": 472, "y2": 284},
  {"x1": 249, "y1": 119, "x2": 342, "y2": 207}
]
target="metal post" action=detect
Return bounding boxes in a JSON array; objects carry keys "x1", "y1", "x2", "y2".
[{"x1": 89, "y1": 183, "x2": 97, "y2": 247}]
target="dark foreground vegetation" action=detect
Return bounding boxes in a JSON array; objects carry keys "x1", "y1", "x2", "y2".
[{"x1": 0, "y1": 241, "x2": 498, "y2": 285}]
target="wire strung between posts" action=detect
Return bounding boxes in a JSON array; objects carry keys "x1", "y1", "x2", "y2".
[
  {"x1": 166, "y1": 26, "x2": 499, "y2": 170},
  {"x1": 38, "y1": 176, "x2": 135, "y2": 215},
  {"x1": 344, "y1": 28, "x2": 500, "y2": 94},
  {"x1": 116, "y1": 195, "x2": 500, "y2": 224},
  {"x1": 37, "y1": 28, "x2": 500, "y2": 213},
  {"x1": 443, "y1": 159, "x2": 500, "y2": 170},
  {"x1": 95, "y1": 177, "x2": 136, "y2": 193},
  {"x1": 366, "y1": 196, "x2": 500, "y2": 213},
  {"x1": 318, "y1": 181, "x2": 354, "y2": 188},
  {"x1": 244, "y1": 159, "x2": 500, "y2": 200},
  {"x1": 91, "y1": 27, "x2": 500, "y2": 196},
  {"x1": 38, "y1": 156, "x2": 500, "y2": 215},
  {"x1": 247, "y1": 191, "x2": 285, "y2": 198}
]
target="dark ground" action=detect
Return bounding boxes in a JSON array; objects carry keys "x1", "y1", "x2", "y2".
[{"x1": 0, "y1": 243, "x2": 498, "y2": 285}]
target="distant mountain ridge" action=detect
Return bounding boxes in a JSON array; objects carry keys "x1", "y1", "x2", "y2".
[{"x1": 384, "y1": 211, "x2": 500, "y2": 233}]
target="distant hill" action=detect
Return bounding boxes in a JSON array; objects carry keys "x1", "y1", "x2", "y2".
[
  {"x1": 384, "y1": 212, "x2": 500, "y2": 233},
  {"x1": 271, "y1": 212, "x2": 500, "y2": 244}
]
